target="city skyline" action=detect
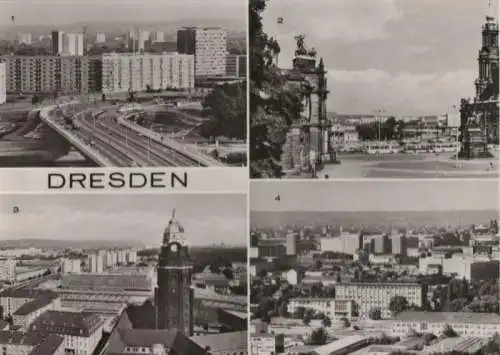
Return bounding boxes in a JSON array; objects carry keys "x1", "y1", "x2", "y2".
[
  {"x1": 0, "y1": 0, "x2": 246, "y2": 27},
  {"x1": 251, "y1": 180, "x2": 499, "y2": 212},
  {"x1": 262, "y1": 0, "x2": 498, "y2": 116},
  {"x1": 0, "y1": 194, "x2": 247, "y2": 246}
]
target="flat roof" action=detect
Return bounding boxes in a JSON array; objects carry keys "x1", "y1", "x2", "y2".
[
  {"x1": 395, "y1": 311, "x2": 500, "y2": 324},
  {"x1": 312, "y1": 335, "x2": 368, "y2": 355}
]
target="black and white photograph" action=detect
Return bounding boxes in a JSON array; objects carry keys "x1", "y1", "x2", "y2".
[
  {"x1": 0, "y1": 193, "x2": 247, "y2": 354},
  {"x1": 250, "y1": 0, "x2": 499, "y2": 178},
  {"x1": 250, "y1": 180, "x2": 500, "y2": 354},
  {"x1": 0, "y1": 0, "x2": 246, "y2": 167}
]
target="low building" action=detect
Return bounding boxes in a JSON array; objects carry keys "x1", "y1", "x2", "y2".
[
  {"x1": 0, "y1": 332, "x2": 64, "y2": 355},
  {"x1": 335, "y1": 281, "x2": 426, "y2": 319},
  {"x1": 287, "y1": 298, "x2": 356, "y2": 320},
  {"x1": 0, "y1": 289, "x2": 57, "y2": 318},
  {"x1": 423, "y1": 337, "x2": 484, "y2": 354},
  {"x1": 104, "y1": 311, "x2": 207, "y2": 355},
  {"x1": 192, "y1": 272, "x2": 230, "y2": 294},
  {"x1": 391, "y1": 311, "x2": 500, "y2": 338},
  {"x1": 28, "y1": 310, "x2": 104, "y2": 355},
  {"x1": 13, "y1": 296, "x2": 60, "y2": 330},
  {"x1": 287, "y1": 335, "x2": 370, "y2": 355}
]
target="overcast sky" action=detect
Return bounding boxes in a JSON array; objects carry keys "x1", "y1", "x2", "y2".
[
  {"x1": 262, "y1": 0, "x2": 498, "y2": 115},
  {"x1": 0, "y1": 194, "x2": 246, "y2": 246},
  {"x1": 0, "y1": 0, "x2": 246, "y2": 26},
  {"x1": 251, "y1": 180, "x2": 499, "y2": 212}
]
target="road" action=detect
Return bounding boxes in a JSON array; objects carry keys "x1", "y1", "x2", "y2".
[{"x1": 75, "y1": 109, "x2": 205, "y2": 167}]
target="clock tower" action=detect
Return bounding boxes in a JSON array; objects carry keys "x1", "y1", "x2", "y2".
[{"x1": 155, "y1": 209, "x2": 194, "y2": 336}]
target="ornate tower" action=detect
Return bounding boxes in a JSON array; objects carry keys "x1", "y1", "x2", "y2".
[
  {"x1": 475, "y1": 16, "x2": 499, "y2": 100},
  {"x1": 155, "y1": 209, "x2": 194, "y2": 336},
  {"x1": 459, "y1": 14, "x2": 499, "y2": 158}
]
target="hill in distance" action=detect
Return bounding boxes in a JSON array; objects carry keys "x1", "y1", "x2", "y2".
[
  {"x1": 0, "y1": 19, "x2": 245, "y2": 40},
  {"x1": 250, "y1": 210, "x2": 499, "y2": 230},
  {"x1": 0, "y1": 239, "x2": 145, "y2": 250}
]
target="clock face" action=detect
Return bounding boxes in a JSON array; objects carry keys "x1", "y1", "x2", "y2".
[{"x1": 170, "y1": 243, "x2": 179, "y2": 252}]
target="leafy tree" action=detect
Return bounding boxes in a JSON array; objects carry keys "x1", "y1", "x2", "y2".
[
  {"x1": 293, "y1": 306, "x2": 305, "y2": 319},
  {"x1": 304, "y1": 308, "x2": 315, "y2": 320},
  {"x1": 201, "y1": 81, "x2": 246, "y2": 140},
  {"x1": 249, "y1": 0, "x2": 303, "y2": 178},
  {"x1": 441, "y1": 324, "x2": 458, "y2": 338},
  {"x1": 389, "y1": 296, "x2": 409, "y2": 316},
  {"x1": 340, "y1": 317, "x2": 350, "y2": 328},
  {"x1": 303, "y1": 314, "x2": 312, "y2": 325},
  {"x1": 278, "y1": 302, "x2": 288, "y2": 317},
  {"x1": 222, "y1": 268, "x2": 234, "y2": 279},
  {"x1": 321, "y1": 316, "x2": 332, "y2": 328},
  {"x1": 369, "y1": 307, "x2": 382, "y2": 320},
  {"x1": 424, "y1": 333, "x2": 437, "y2": 346},
  {"x1": 308, "y1": 327, "x2": 328, "y2": 346}
]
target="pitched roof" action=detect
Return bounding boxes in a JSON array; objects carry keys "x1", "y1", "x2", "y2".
[
  {"x1": 29, "y1": 310, "x2": 104, "y2": 337},
  {"x1": 190, "y1": 331, "x2": 247, "y2": 353},
  {"x1": 0, "y1": 331, "x2": 46, "y2": 346},
  {"x1": 0, "y1": 288, "x2": 57, "y2": 299},
  {"x1": 104, "y1": 312, "x2": 206, "y2": 355},
  {"x1": 29, "y1": 334, "x2": 64, "y2": 355},
  {"x1": 13, "y1": 297, "x2": 56, "y2": 316}
]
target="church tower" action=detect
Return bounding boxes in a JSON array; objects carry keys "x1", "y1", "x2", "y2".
[{"x1": 155, "y1": 209, "x2": 193, "y2": 336}]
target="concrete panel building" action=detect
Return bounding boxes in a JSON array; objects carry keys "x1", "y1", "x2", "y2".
[
  {"x1": 0, "y1": 55, "x2": 102, "y2": 94},
  {"x1": 177, "y1": 27, "x2": 227, "y2": 78},
  {"x1": 0, "y1": 63, "x2": 6, "y2": 104},
  {"x1": 101, "y1": 53, "x2": 194, "y2": 93}
]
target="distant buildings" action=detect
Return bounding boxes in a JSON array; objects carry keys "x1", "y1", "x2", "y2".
[
  {"x1": 0, "y1": 258, "x2": 16, "y2": 282},
  {"x1": 51, "y1": 31, "x2": 84, "y2": 56},
  {"x1": 392, "y1": 311, "x2": 500, "y2": 338},
  {"x1": 101, "y1": 53, "x2": 194, "y2": 94},
  {"x1": 177, "y1": 27, "x2": 227, "y2": 78},
  {"x1": 226, "y1": 54, "x2": 246, "y2": 78},
  {"x1": 88, "y1": 252, "x2": 104, "y2": 273},
  {"x1": 95, "y1": 33, "x2": 106, "y2": 43},
  {"x1": 61, "y1": 258, "x2": 81, "y2": 274},
  {"x1": 17, "y1": 32, "x2": 32, "y2": 45},
  {"x1": 0, "y1": 63, "x2": 6, "y2": 104},
  {"x1": 152, "y1": 31, "x2": 165, "y2": 43}
]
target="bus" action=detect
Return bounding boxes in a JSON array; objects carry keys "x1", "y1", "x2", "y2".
[
  {"x1": 432, "y1": 142, "x2": 459, "y2": 153},
  {"x1": 363, "y1": 141, "x2": 402, "y2": 155}
]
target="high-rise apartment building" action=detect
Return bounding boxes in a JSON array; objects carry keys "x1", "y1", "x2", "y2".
[
  {"x1": 62, "y1": 258, "x2": 81, "y2": 274},
  {"x1": 17, "y1": 33, "x2": 32, "y2": 45},
  {"x1": 152, "y1": 31, "x2": 165, "y2": 43},
  {"x1": 177, "y1": 27, "x2": 227, "y2": 78},
  {"x1": 101, "y1": 53, "x2": 194, "y2": 93},
  {"x1": 51, "y1": 31, "x2": 84, "y2": 56},
  {"x1": 226, "y1": 54, "x2": 246, "y2": 77},
  {"x1": 0, "y1": 63, "x2": 6, "y2": 104},
  {"x1": 0, "y1": 55, "x2": 102, "y2": 94},
  {"x1": 0, "y1": 259, "x2": 16, "y2": 282},
  {"x1": 88, "y1": 252, "x2": 103, "y2": 273},
  {"x1": 96, "y1": 33, "x2": 106, "y2": 43}
]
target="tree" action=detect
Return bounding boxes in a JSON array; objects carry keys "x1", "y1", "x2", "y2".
[
  {"x1": 321, "y1": 316, "x2": 332, "y2": 328},
  {"x1": 340, "y1": 317, "x2": 350, "y2": 328},
  {"x1": 369, "y1": 307, "x2": 382, "y2": 320},
  {"x1": 293, "y1": 306, "x2": 305, "y2": 319},
  {"x1": 278, "y1": 302, "x2": 288, "y2": 317},
  {"x1": 304, "y1": 308, "x2": 315, "y2": 320},
  {"x1": 222, "y1": 268, "x2": 234, "y2": 279},
  {"x1": 389, "y1": 296, "x2": 409, "y2": 316},
  {"x1": 201, "y1": 81, "x2": 246, "y2": 140},
  {"x1": 303, "y1": 314, "x2": 311, "y2": 325},
  {"x1": 424, "y1": 333, "x2": 437, "y2": 346},
  {"x1": 249, "y1": 0, "x2": 303, "y2": 178},
  {"x1": 441, "y1": 324, "x2": 458, "y2": 338},
  {"x1": 308, "y1": 327, "x2": 328, "y2": 346}
]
